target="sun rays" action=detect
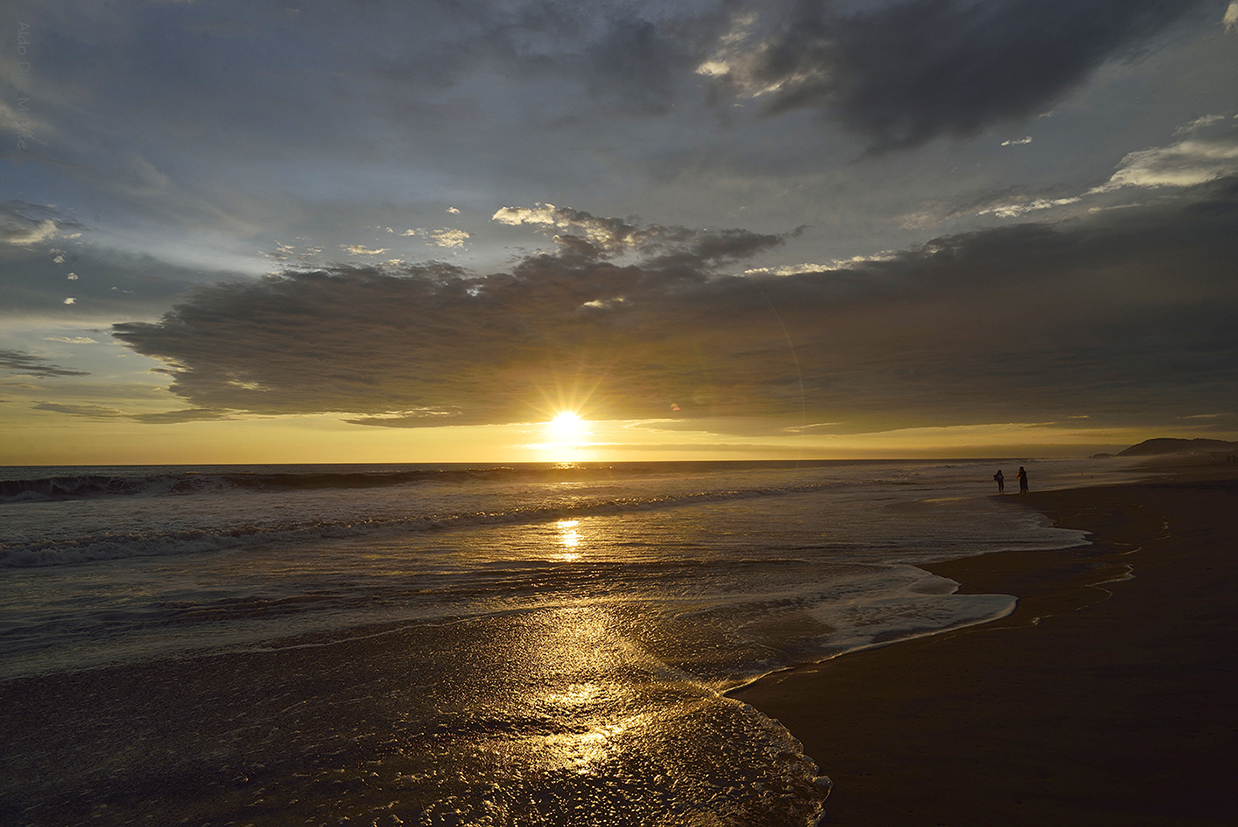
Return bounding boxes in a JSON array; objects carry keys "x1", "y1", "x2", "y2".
[{"x1": 536, "y1": 410, "x2": 593, "y2": 461}]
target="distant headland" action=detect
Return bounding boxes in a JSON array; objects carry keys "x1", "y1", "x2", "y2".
[{"x1": 1114, "y1": 438, "x2": 1238, "y2": 457}]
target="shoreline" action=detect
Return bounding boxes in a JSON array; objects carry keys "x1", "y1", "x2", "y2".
[{"x1": 730, "y1": 460, "x2": 1238, "y2": 826}]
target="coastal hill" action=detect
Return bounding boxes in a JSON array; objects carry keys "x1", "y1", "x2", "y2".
[{"x1": 1117, "y1": 438, "x2": 1238, "y2": 457}]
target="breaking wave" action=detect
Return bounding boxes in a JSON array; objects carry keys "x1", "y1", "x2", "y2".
[{"x1": 0, "y1": 480, "x2": 852, "y2": 568}]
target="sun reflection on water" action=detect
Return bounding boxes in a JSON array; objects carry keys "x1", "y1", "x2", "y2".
[
  {"x1": 539, "y1": 719, "x2": 633, "y2": 775},
  {"x1": 480, "y1": 607, "x2": 657, "y2": 779},
  {"x1": 555, "y1": 519, "x2": 582, "y2": 561}
]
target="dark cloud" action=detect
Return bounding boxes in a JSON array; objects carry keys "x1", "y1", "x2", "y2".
[
  {"x1": 109, "y1": 223, "x2": 795, "y2": 424},
  {"x1": 0, "y1": 350, "x2": 90, "y2": 378},
  {"x1": 111, "y1": 181, "x2": 1238, "y2": 433},
  {"x1": 709, "y1": 0, "x2": 1219, "y2": 151},
  {"x1": 360, "y1": 0, "x2": 715, "y2": 114},
  {"x1": 577, "y1": 12, "x2": 706, "y2": 114}
]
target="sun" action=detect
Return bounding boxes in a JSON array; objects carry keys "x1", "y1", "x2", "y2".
[
  {"x1": 531, "y1": 408, "x2": 597, "y2": 461},
  {"x1": 548, "y1": 411, "x2": 587, "y2": 441},
  {"x1": 534, "y1": 410, "x2": 595, "y2": 461}
]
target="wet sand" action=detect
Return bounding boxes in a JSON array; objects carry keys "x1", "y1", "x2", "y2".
[{"x1": 731, "y1": 461, "x2": 1238, "y2": 826}]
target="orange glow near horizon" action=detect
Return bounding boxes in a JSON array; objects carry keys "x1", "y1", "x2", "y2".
[
  {"x1": 534, "y1": 411, "x2": 594, "y2": 462},
  {"x1": 0, "y1": 403, "x2": 1224, "y2": 465}
]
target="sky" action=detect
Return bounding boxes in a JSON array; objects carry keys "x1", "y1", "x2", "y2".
[{"x1": 2, "y1": 0, "x2": 1237, "y2": 464}]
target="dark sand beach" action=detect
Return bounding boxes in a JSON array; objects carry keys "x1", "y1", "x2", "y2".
[{"x1": 732, "y1": 461, "x2": 1238, "y2": 826}]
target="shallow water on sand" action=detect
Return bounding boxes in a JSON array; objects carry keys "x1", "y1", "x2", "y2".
[{"x1": 0, "y1": 459, "x2": 1101, "y2": 825}]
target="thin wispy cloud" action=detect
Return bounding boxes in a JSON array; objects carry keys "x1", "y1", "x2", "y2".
[
  {"x1": 0, "y1": 349, "x2": 90, "y2": 378},
  {"x1": 29, "y1": 401, "x2": 230, "y2": 423}
]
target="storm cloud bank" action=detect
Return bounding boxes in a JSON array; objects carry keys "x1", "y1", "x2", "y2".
[
  {"x1": 369, "y1": 0, "x2": 1224, "y2": 151},
  {"x1": 112, "y1": 180, "x2": 1238, "y2": 434},
  {"x1": 701, "y1": 0, "x2": 1221, "y2": 150}
]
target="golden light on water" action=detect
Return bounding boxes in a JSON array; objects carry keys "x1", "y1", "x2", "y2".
[
  {"x1": 487, "y1": 608, "x2": 651, "y2": 778},
  {"x1": 555, "y1": 519, "x2": 582, "y2": 561}
]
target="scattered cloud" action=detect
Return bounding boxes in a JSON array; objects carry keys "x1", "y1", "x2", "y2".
[
  {"x1": 343, "y1": 409, "x2": 460, "y2": 427},
  {"x1": 1091, "y1": 135, "x2": 1238, "y2": 192},
  {"x1": 397, "y1": 228, "x2": 472, "y2": 248},
  {"x1": 745, "y1": 251, "x2": 900, "y2": 276},
  {"x1": 341, "y1": 245, "x2": 388, "y2": 256},
  {"x1": 1001, "y1": 137, "x2": 1033, "y2": 146},
  {"x1": 493, "y1": 205, "x2": 561, "y2": 227},
  {"x1": 1175, "y1": 114, "x2": 1228, "y2": 135},
  {"x1": 44, "y1": 336, "x2": 98, "y2": 344},
  {"x1": 978, "y1": 196, "x2": 1082, "y2": 219},
  {"x1": 969, "y1": 116, "x2": 1238, "y2": 219},
  {"x1": 4, "y1": 218, "x2": 59, "y2": 248},
  {"x1": 262, "y1": 241, "x2": 326, "y2": 265},
  {"x1": 0, "y1": 202, "x2": 87, "y2": 250},
  {"x1": 0, "y1": 241, "x2": 256, "y2": 319},
  {"x1": 492, "y1": 203, "x2": 789, "y2": 262},
  {"x1": 426, "y1": 229, "x2": 471, "y2": 248}
]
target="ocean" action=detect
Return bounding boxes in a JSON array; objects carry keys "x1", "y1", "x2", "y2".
[{"x1": 0, "y1": 459, "x2": 1104, "y2": 826}]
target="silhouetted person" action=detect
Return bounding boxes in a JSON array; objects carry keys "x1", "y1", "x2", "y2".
[
  {"x1": 1017, "y1": 466, "x2": 1029, "y2": 493},
  {"x1": 993, "y1": 470, "x2": 1005, "y2": 494}
]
